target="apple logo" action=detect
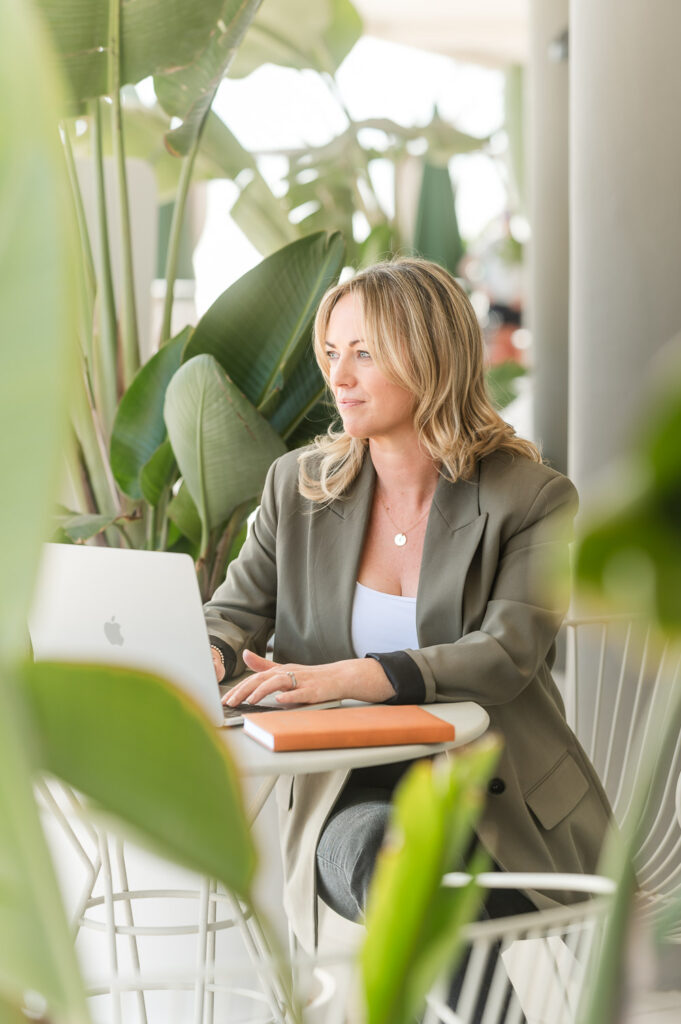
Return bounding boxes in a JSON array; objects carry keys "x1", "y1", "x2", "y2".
[{"x1": 104, "y1": 616, "x2": 124, "y2": 646}]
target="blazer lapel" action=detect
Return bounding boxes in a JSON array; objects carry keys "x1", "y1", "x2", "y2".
[
  {"x1": 416, "y1": 461, "x2": 488, "y2": 646},
  {"x1": 307, "y1": 453, "x2": 488, "y2": 661},
  {"x1": 308, "y1": 453, "x2": 376, "y2": 662}
]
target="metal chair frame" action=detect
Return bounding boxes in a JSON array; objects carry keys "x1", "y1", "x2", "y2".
[
  {"x1": 424, "y1": 872, "x2": 615, "y2": 1024},
  {"x1": 563, "y1": 614, "x2": 681, "y2": 941},
  {"x1": 38, "y1": 778, "x2": 295, "y2": 1024}
]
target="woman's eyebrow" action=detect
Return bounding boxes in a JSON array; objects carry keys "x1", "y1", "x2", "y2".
[{"x1": 324, "y1": 339, "x2": 362, "y2": 348}]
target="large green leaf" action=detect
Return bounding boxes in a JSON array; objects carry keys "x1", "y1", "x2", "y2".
[
  {"x1": 0, "y1": 995, "x2": 29, "y2": 1024},
  {"x1": 322, "y1": 0, "x2": 364, "y2": 73},
  {"x1": 36, "y1": 0, "x2": 228, "y2": 105},
  {"x1": 110, "y1": 327, "x2": 189, "y2": 499},
  {"x1": 576, "y1": 490, "x2": 681, "y2": 632},
  {"x1": 140, "y1": 438, "x2": 177, "y2": 507},
  {"x1": 413, "y1": 161, "x2": 464, "y2": 275},
  {"x1": 184, "y1": 232, "x2": 345, "y2": 411},
  {"x1": 0, "y1": 2, "x2": 78, "y2": 659},
  {"x1": 155, "y1": 0, "x2": 265, "y2": 158},
  {"x1": 268, "y1": 348, "x2": 329, "y2": 439},
  {"x1": 228, "y1": 0, "x2": 362, "y2": 79},
  {"x1": 168, "y1": 482, "x2": 203, "y2": 546},
  {"x1": 52, "y1": 507, "x2": 140, "y2": 544},
  {"x1": 362, "y1": 738, "x2": 500, "y2": 1024},
  {"x1": 229, "y1": 175, "x2": 300, "y2": 257},
  {"x1": 0, "y1": 680, "x2": 89, "y2": 1024},
  {"x1": 74, "y1": 103, "x2": 259, "y2": 204},
  {"x1": 575, "y1": 348, "x2": 681, "y2": 634},
  {"x1": 0, "y1": 0, "x2": 88, "y2": 1018},
  {"x1": 164, "y1": 355, "x2": 287, "y2": 551},
  {"x1": 22, "y1": 661, "x2": 256, "y2": 896}
]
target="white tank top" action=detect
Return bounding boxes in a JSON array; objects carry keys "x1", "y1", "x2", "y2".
[{"x1": 351, "y1": 581, "x2": 419, "y2": 657}]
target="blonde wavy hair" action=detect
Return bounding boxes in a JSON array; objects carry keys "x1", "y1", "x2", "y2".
[{"x1": 298, "y1": 257, "x2": 541, "y2": 502}]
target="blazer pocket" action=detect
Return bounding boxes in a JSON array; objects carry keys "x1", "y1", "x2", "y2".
[{"x1": 524, "y1": 752, "x2": 589, "y2": 830}]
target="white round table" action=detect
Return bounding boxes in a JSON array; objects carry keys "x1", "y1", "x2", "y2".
[{"x1": 221, "y1": 701, "x2": 489, "y2": 819}]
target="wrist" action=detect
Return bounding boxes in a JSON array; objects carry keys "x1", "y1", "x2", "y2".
[
  {"x1": 208, "y1": 636, "x2": 236, "y2": 680},
  {"x1": 210, "y1": 644, "x2": 226, "y2": 682},
  {"x1": 344, "y1": 657, "x2": 395, "y2": 703}
]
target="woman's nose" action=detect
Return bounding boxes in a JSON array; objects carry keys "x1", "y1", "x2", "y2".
[{"x1": 330, "y1": 352, "x2": 356, "y2": 386}]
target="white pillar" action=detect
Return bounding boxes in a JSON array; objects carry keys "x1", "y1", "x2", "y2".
[
  {"x1": 569, "y1": 0, "x2": 681, "y2": 496},
  {"x1": 528, "y1": 0, "x2": 570, "y2": 475}
]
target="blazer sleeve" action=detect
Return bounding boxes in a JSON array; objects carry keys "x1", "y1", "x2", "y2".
[
  {"x1": 373, "y1": 472, "x2": 578, "y2": 706},
  {"x1": 203, "y1": 458, "x2": 279, "y2": 680}
]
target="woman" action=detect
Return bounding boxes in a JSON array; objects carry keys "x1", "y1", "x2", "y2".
[{"x1": 204, "y1": 258, "x2": 611, "y2": 955}]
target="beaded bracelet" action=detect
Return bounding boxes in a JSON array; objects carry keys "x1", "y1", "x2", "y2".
[{"x1": 210, "y1": 644, "x2": 225, "y2": 669}]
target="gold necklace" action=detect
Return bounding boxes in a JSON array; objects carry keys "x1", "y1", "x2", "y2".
[{"x1": 378, "y1": 495, "x2": 432, "y2": 547}]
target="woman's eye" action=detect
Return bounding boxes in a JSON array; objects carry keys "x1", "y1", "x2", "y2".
[
  {"x1": 325, "y1": 350, "x2": 339, "y2": 360},
  {"x1": 357, "y1": 350, "x2": 371, "y2": 360}
]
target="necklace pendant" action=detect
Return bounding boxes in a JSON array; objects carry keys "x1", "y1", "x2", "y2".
[{"x1": 394, "y1": 532, "x2": 407, "y2": 547}]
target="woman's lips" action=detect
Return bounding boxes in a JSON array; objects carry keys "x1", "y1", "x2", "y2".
[{"x1": 338, "y1": 399, "x2": 364, "y2": 407}]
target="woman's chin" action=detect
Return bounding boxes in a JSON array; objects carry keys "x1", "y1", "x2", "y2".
[{"x1": 338, "y1": 412, "x2": 368, "y2": 437}]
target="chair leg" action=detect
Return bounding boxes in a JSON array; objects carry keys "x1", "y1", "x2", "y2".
[
  {"x1": 99, "y1": 834, "x2": 122, "y2": 1024},
  {"x1": 193, "y1": 877, "x2": 210, "y2": 1024},
  {"x1": 226, "y1": 893, "x2": 289, "y2": 1024},
  {"x1": 205, "y1": 878, "x2": 217, "y2": 1024},
  {"x1": 113, "y1": 840, "x2": 148, "y2": 1024}
]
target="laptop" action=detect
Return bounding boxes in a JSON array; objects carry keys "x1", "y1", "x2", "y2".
[{"x1": 27, "y1": 544, "x2": 339, "y2": 728}]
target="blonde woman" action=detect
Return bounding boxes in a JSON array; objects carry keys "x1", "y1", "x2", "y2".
[{"x1": 205, "y1": 258, "x2": 611, "y2": 957}]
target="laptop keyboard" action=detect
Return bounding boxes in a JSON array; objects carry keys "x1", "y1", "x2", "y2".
[{"x1": 223, "y1": 702, "x2": 287, "y2": 721}]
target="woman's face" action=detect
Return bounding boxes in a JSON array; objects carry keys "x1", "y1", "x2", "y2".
[{"x1": 323, "y1": 293, "x2": 416, "y2": 442}]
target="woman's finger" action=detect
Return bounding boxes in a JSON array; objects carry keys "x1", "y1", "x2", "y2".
[
  {"x1": 275, "y1": 687, "x2": 315, "y2": 705},
  {"x1": 222, "y1": 672, "x2": 268, "y2": 705},
  {"x1": 242, "y1": 649, "x2": 275, "y2": 671},
  {"x1": 245, "y1": 673, "x2": 297, "y2": 705},
  {"x1": 223, "y1": 668, "x2": 290, "y2": 706}
]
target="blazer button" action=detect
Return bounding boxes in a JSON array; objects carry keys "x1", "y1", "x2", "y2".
[{"x1": 488, "y1": 778, "x2": 506, "y2": 795}]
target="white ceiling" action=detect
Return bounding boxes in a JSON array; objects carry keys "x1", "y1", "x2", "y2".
[{"x1": 352, "y1": 0, "x2": 529, "y2": 67}]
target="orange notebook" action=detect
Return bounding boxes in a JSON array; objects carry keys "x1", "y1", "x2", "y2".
[{"x1": 241, "y1": 704, "x2": 455, "y2": 752}]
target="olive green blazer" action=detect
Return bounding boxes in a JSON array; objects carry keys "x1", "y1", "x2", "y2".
[{"x1": 205, "y1": 447, "x2": 612, "y2": 952}]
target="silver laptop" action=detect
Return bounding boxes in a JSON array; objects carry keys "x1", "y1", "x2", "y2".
[{"x1": 28, "y1": 544, "x2": 324, "y2": 728}]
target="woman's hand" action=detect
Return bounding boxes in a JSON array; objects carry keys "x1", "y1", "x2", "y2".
[{"x1": 222, "y1": 650, "x2": 395, "y2": 706}]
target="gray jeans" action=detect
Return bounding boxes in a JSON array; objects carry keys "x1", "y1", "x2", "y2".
[
  {"x1": 316, "y1": 785, "x2": 390, "y2": 921},
  {"x1": 316, "y1": 783, "x2": 533, "y2": 1023}
]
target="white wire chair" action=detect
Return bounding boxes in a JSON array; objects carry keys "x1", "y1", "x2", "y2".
[
  {"x1": 38, "y1": 779, "x2": 298, "y2": 1024},
  {"x1": 424, "y1": 872, "x2": 615, "y2": 1024},
  {"x1": 563, "y1": 615, "x2": 681, "y2": 942}
]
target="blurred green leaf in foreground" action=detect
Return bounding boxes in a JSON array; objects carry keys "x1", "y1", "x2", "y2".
[
  {"x1": 362, "y1": 737, "x2": 500, "y2": 1024},
  {"x1": 575, "y1": 334, "x2": 681, "y2": 635}
]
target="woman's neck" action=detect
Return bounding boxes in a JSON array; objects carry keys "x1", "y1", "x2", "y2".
[{"x1": 368, "y1": 435, "x2": 440, "y2": 504}]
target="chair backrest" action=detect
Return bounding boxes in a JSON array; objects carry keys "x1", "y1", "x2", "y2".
[
  {"x1": 562, "y1": 615, "x2": 681, "y2": 940},
  {"x1": 425, "y1": 872, "x2": 615, "y2": 1024}
]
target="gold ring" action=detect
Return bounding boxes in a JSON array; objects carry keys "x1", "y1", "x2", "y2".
[{"x1": 286, "y1": 670, "x2": 297, "y2": 690}]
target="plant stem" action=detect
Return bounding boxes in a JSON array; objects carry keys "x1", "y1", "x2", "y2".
[
  {"x1": 147, "y1": 500, "x2": 158, "y2": 551},
  {"x1": 159, "y1": 128, "x2": 202, "y2": 347},
  {"x1": 92, "y1": 98, "x2": 119, "y2": 438},
  {"x1": 61, "y1": 121, "x2": 99, "y2": 391},
  {"x1": 61, "y1": 120, "x2": 96, "y2": 305},
  {"x1": 71, "y1": 366, "x2": 119, "y2": 520},
  {"x1": 63, "y1": 437, "x2": 94, "y2": 516},
  {"x1": 207, "y1": 502, "x2": 253, "y2": 598},
  {"x1": 108, "y1": 0, "x2": 139, "y2": 387}
]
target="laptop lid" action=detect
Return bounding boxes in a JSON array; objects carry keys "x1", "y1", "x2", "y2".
[{"x1": 27, "y1": 544, "x2": 224, "y2": 727}]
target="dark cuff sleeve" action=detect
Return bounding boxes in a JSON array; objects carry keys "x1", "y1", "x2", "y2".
[
  {"x1": 208, "y1": 635, "x2": 237, "y2": 681},
  {"x1": 365, "y1": 651, "x2": 426, "y2": 704}
]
